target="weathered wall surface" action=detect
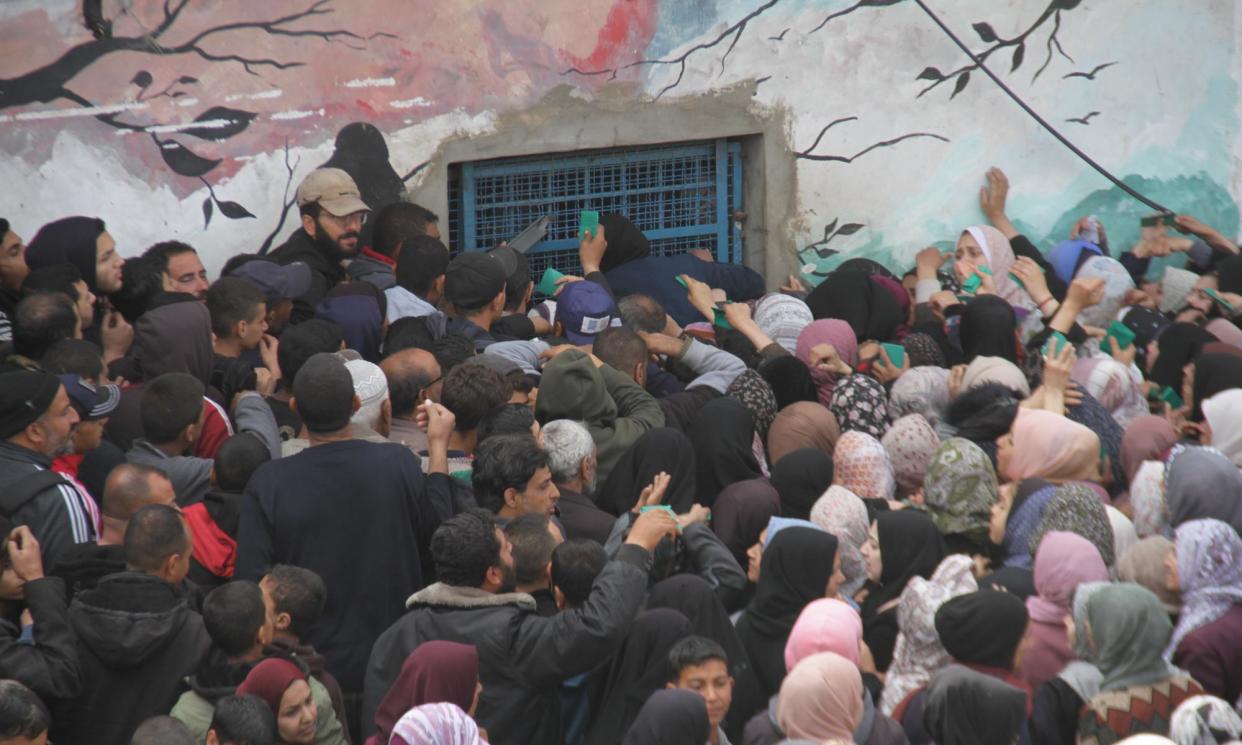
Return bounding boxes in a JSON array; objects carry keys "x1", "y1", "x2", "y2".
[{"x1": 1, "y1": 0, "x2": 1237, "y2": 284}]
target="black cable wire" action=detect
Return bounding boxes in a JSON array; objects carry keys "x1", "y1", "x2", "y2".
[{"x1": 911, "y1": 0, "x2": 1173, "y2": 215}]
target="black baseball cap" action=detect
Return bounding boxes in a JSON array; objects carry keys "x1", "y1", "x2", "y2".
[{"x1": 444, "y1": 252, "x2": 506, "y2": 310}]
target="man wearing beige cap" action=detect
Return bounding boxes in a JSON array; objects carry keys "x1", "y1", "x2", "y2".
[{"x1": 269, "y1": 167, "x2": 371, "y2": 324}]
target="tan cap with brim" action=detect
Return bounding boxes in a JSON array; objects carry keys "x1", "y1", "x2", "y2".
[{"x1": 296, "y1": 167, "x2": 370, "y2": 217}]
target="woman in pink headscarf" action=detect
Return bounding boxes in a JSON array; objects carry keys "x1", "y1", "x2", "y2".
[
  {"x1": 832, "y1": 431, "x2": 896, "y2": 503},
  {"x1": 795, "y1": 320, "x2": 858, "y2": 407},
  {"x1": 1018, "y1": 531, "x2": 1110, "y2": 691},
  {"x1": 957, "y1": 224, "x2": 1030, "y2": 308},
  {"x1": 997, "y1": 409, "x2": 1101, "y2": 484},
  {"x1": 776, "y1": 652, "x2": 864, "y2": 745},
  {"x1": 390, "y1": 703, "x2": 488, "y2": 745}
]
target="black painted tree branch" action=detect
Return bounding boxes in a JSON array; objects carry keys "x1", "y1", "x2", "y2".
[
  {"x1": 794, "y1": 117, "x2": 949, "y2": 163},
  {"x1": 564, "y1": 0, "x2": 782, "y2": 99},
  {"x1": 914, "y1": 0, "x2": 1079, "y2": 99},
  {"x1": 259, "y1": 140, "x2": 303, "y2": 254},
  {"x1": 0, "y1": 0, "x2": 394, "y2": 111},
  {"x1": 810, "y1": 0, "x2": 904, "y2": 35}
]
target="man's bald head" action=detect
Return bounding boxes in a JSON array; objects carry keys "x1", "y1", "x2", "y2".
[
  {"x1": 103, "y1": 463, "x2": 176, "y2": 519},
  {"x1": 381, "y1": 347, "x2": 442, "y2": 418}
]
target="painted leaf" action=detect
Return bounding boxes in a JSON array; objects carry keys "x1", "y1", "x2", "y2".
[
  {"x1": 1011, "y1": 43, "x2": 1026, "y2": 72},
  {"x1": 170, "y1": 91, "x2": 186, "y2": 98},
  {"x1": 177, "y1": 76, "x2": 199, "y2": 85},
  {"x1": 179, "y1": 106, "x2": 257, "y2": 142},
  {"x1": 823, "y1": 218, "x2": 839, "y2": 237},
  {"x1": 1054, "y1": 0, "x2": 1081, "y2": 8},
  {"x1": 972, "y1": 22, "x2": 998, "y2": 43},
  {"x1": 131, "y1": 70, "x2": 153, "y2": 89},
  {"x1": 157, "y1": 138, "x2": 221, "y2": 177},
  {"x1": 834, "y1": 223, "x2": 864, "y2": 236},
  {"x1": 217, "y1": 200, "x2": 256, "y2": 219},
  {"x1": 952, "y1": 71, "x2": 971, "y2": 98},
  {"x1": 917, "y1": 66, "x2": 944, "y2": 81},
  {"x1": 202, "y1": 197, "x2": 213, "y2": 229}
]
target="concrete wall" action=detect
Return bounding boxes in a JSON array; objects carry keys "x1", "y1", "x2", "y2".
[{"x1": 2, "y1": 0, "x2": 1238, "y2": 286}]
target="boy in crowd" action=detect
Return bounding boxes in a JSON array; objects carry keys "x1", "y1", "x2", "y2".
[
  {"x1": 170, "y1": 580, "x2": 345, "y2": 745},
  {"x1": 668, "y1": 636, "x2": 735, "y2": 745},
  {"x1": 259, "y1": 564, "x2": 350, "y2": 736}
]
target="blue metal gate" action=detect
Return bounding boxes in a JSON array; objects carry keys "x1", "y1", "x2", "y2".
[{"x1": 448, "y1": 140, "x2": 743, "y2": 280}]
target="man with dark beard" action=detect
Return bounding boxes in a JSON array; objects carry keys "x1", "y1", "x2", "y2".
[
  {"x1": 361, "y1": 506, "x2": 676, "y2": 745},
  {"x1": 269, "y1": 168, "x2": 371, "y2": 324}
]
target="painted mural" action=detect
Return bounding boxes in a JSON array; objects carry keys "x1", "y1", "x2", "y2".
[{"x1": 1, "y1": 0, "x2": 1237, "y2": 283}]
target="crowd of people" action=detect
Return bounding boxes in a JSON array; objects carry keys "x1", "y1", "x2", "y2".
[{"x1": 2, "y1": 162, "x2": 1242, "y2": 745}]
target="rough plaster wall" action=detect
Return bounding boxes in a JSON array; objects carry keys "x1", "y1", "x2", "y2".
[{"x1": 1, "y1": 0, "x2": 1238, "y2": 286}]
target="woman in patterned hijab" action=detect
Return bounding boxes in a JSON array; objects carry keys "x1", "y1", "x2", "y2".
[
  {"x1": 1029, "y1": 482, "x2": 1116, "y2": 566},
  {"x1": 829, "y1": 374, "x2": 889, "y2": 439},
  {"x1": 1166, "y1": 519, "x2": 1242, "y2": 696},
  {"x1": 923, "y1": 438, "x2": 1000, "y2": 554},
  {"x1": 882, "y1": 414, "x2": 941, "y2": 500},
  {"x1": 832, "y1": 431, "x2": 896, "y2": 502}
]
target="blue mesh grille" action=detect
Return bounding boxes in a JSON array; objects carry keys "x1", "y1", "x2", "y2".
[{"x1": 448, "y1": 140, "x2": 743, "y2": 279}]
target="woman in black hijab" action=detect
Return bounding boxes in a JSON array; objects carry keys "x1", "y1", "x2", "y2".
[
  {"x1": 959, "y1": 294, "x2": 1019, "y2": 363},
  {"x1": 805, "y1": 270, "x2": 902, "y2": 342},
  {"x1": 598, "y1": 213, "x2": 651, "y2": 272},
  {"x1": 898, "y1": 589, "x2": 1031, "y2": 744},
  {"x1": 710, "y1": 479, "x2": 781, "y2": 571},
  {"x1": 688, "y1": 398, "x2": 762, "y2": 508},
  {"x1": 1148, "y1": 321, "x2": 1216, "y2": 391},
  {"x1": 922, "y1": 665, "x2": 1026, "y2": 745},
  {"x1": 585, "y1": 609, "x2": 694, "y2": 745},
  {"x1": 620, "y1": 689, "x2": 710, "y2": 745},
  {"x1": 943, "y1": 383, "x2": 1021, "y2": 468},
  {"x1": 769, "y1": 449, "x2": 834, "y2": 520},
  {"x1": 734, "y1": 527, "x2": 840, "y2": 702},
  {"x1": 25, "y1": 216, "x2": 109, "y2": 294},
  {"x1": 860, "y1": 510, "x2": 947, "y2": 673},
  {"x1": 596, "y1": 428, "x2": 698, "y2": 515},
  {"x1": 1190, "y1": 350, "x2": 1242, "y2": 421},
  {"x1": 934, "y1": 589, "x2": 1030, "y2": 673},
  {"x1": 758, "y1": 355, "x2": 819, "y2": 411},
  {"x1": 1120, "y1": 306, "x2": 1170, "y2": 369},
  {"x1": 647, "y1": 574, "x2": 762, "y2": 740}
]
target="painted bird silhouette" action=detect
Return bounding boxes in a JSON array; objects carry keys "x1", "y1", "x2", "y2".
[
  {"x1": 1063, "y1": 62, "x2": 1117, "y2": 80},
  {"x1": 1066, "y1": 112, "x2": 1101, "y2": 125},
  {"x1": 768, "y1": 28, "x2": 789, "y2": 41}
]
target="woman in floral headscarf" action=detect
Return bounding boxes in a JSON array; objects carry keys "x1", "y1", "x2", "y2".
[
  {"x1": 1167, "y1": 519, "x2": 1242, "y2": 703},
  {"x1": 1072, "y1": 356, "x2": 1148, "y2": 430},
  {"x1": 829, "y1": 374, "x2": 889, "y2": 440},
  {"x1": 810, "y1": 485, "x2": 871, "y2": 598},
  {"x1": 881, "y1": 414, "x2": 940, "y2": 500},
  {"x1": 888, "y1": 367, "x2": 951, "y2": 431},
  {"x1": 832, "y1": 431, "x2": 896, "y2": 505},
  {"x1": 879, "y1": 554, "x2": 978, "y2": 715},
  {"x1": 923, "y1": 438, "x2": 999, "y2": 555}
]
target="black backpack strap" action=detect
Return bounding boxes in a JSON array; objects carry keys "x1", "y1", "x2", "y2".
[{"x1": 0, "y1": 470, "x2": 70, "y2": 518}]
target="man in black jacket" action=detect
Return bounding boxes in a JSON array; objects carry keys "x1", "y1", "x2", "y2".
[
  {"x1": 56, "y1": 504, "x2": 211, "y2": 745},
  {"x1": 0, "y1": 524, "x2": 80, "y2": 704},
  {"x1": 0, "y1": 371, "x2": 98, "y2": 568},
  {"x1": 541, "y1": 419, "x2": 614, "y2": 545},
  {"x1": 235, "y1": 353, "x2": 456, "y2": 695},
  {"x1": 361, "y1": 506, "x2": 677, "y2": 745},
  {"x1": 268, "y1": 168, "x2": 371, "y2": 324}
]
